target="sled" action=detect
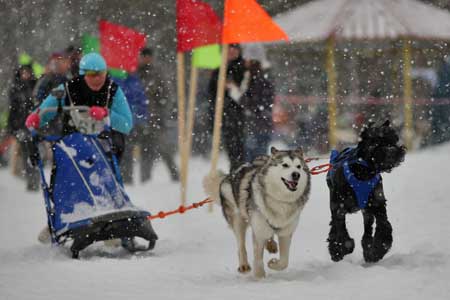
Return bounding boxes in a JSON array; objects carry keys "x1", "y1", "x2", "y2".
[{"x1": 31, "y1": 106, "x2": 158, "y2": 258}]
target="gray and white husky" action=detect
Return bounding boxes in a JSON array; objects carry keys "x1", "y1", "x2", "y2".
[{"x1": 203, "y1": 147, "x2": 311, "y2": 278}]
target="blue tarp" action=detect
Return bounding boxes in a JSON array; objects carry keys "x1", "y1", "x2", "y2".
[{"x1": 50, "y1": 133, "x2": 136, "y2": 235}]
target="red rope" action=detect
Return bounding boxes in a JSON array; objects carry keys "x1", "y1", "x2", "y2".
[
  {"x1": 148, "y1": 198, "x2": 213, "y2": 220},
  {"x1": 305, "y1": 157, "x2": 332, "y2": 175},
  {"x1": 310, "y1": 163, "x2": 332, "y2": 175}
]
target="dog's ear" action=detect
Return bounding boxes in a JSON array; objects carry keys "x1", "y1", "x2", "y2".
[
  {"x1": 270, "y1": 146, "x2": 279, "y2": 155},
  {"x1": 294, "y1": 147, "x2": 304, "y2": 157}
]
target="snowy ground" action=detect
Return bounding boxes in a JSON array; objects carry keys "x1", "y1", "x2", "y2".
[{"x1": 1, "y1": 144, "x2": 449, "y2": 300}]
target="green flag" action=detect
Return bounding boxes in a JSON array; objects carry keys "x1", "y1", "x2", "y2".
[
  {"x1": 192, "y1": 44, "x2": 221, "y2": 69},
  {"x1": 82, "y1": 34, "x2": 100, "y2": 54},
  {"x1": 108, "y1": 68, "x2": 128, "y2": 79}
]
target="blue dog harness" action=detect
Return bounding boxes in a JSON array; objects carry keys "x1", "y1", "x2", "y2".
[{"x1": 328, "y1": 147, "x2": 381, "y2": 209}]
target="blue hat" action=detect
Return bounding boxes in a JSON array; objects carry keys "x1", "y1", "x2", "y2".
[{"x1": 79, "y1": 53, "x2": 107, "y2": 75}]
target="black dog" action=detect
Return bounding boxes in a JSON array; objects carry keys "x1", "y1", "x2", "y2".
[{"x1": 326, "y1": 120, "x2": 406, "y2": 263}]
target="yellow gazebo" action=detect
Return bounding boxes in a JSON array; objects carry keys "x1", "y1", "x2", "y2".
[{"x1": 275, "y1": 0, "x2": 450, "y2": 150}]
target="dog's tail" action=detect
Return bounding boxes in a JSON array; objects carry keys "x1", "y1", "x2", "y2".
[{"x1": 203, "y1": 170, "x2": 226, "y2": 204}]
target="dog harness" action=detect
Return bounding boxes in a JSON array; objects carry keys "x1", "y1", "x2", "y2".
[{"x1": 328, "y1": 147, "x2": 381, "y2": 209}]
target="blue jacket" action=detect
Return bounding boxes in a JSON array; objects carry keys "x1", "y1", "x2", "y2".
[
  {"x1": 112, "y1": 74, "x2": 149, "y2": 126},
  {"x1": 37, "y1": 80, "x2": 133, "y2": 135}
]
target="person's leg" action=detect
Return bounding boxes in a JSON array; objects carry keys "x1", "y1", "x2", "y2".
[
  {"x1": 247, "y1": 132, "x2": 271, "y2": 162},
  {"x1": 20, "y1": 141, "x2": 40, "y2": 191},
  {"x1": 223, "y1": 122, "x2": 246, "y2": 172},
  {"x1": 160, "y1": 142, "x2": 179, "y2": 181},
  {"x1": 120, "y1": 131, "x2": 135, "y2": 184},
  {"x1": 139, "y1": 130, "x2": 153, "y2": 183},
  {"x1": 141, "y1": 131, "x2": 157, "y2": 182}
]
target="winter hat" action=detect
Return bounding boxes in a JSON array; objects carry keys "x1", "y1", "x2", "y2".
[
  {"x1": 140, "y1": 47, "x2": 154, "y2": 57},
  {"x1": 242, "y1": 43, "x2": 271, "y2": 69},
  {"x1": 79, "y1": 53, "x2": 107, "y2": 75}
]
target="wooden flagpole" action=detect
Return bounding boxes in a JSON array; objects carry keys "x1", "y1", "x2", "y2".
[
  {"x1": 326, "y1": 36, "x2": 337, "y2": 149},
  {"x1": 177, "y1": 51, "x2": 187, "y2": 205},
  {"x1": 181, "y1": 65, "x2": 199, "y2": 202},
  {"x1": 208, "y1": 44, "x2": 229, "y2": 211},
  {"x1": 402, "y1": 38, "x2": 414, "y2": 151}
]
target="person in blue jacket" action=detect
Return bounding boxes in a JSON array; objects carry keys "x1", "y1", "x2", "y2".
[
  {"x1": 112, "y1": 72, "x2": 151, "y2": 184},
  {"x1": 25, "y1": 53, "x2": 133, "y2": 159}
]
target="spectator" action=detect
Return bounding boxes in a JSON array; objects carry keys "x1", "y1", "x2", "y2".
[
  {"x1": 241, "y1": 59, "x2": 274, "y2": 162},
  {"x1": 33, "y1": 51, "x2": 71, "y2": 104},
  {"x1": 113, "y1": 72, "x2": 152, "y2": 184},
  {"x1": 65, "y1": 45, "x2": 83, "y2": 79},
  {"x1": 136, "y1": 48, "x2": 179, "y2": 181},
  {"x1": 208, "y1": 43, "x2": 247, "y2": 171},
  {"x1": 7, "y1": 64, "x2": 39, "y2": 191}
]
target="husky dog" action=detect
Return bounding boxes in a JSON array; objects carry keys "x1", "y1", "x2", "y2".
[
  {"x1": 326, "y1": 120, "x2": 406, "y2": 263},
  {"x1": 203, "y1": 147, "x2": 311, "y2": 278}
]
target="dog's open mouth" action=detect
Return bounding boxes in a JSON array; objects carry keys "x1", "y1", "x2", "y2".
[{"x1": 282, "y1": 178, "x2": 298, "y2": 191}]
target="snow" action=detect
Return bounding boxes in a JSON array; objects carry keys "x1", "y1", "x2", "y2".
[{"x1": 1, "y1": 145, "x2": 450, "y2": 300}]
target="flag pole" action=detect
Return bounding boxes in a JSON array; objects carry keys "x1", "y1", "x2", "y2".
[
  {"x1": 402, "y1": 38, "x2": 413, "y2": 151},
  {"x1": 208, "y1": 44, "x2": 229, "y2": 211},
  {"x1": 177, "y1": 51, "x2": 187, "y2": 205},
  {"x1": 326, "y1": 35, "x2": 337, "y2": 150},
  {"x1": 181, "y1": 65, "x2": 199, "y2": 202}
]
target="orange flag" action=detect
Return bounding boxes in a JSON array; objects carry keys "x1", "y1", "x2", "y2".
[{"x1": 222, "y1": 0, "x2": 288, "y2": 44}]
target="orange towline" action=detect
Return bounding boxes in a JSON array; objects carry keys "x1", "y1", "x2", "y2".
[{"x1": 148, "y1": 198, "x2": 213, "y2": 220}]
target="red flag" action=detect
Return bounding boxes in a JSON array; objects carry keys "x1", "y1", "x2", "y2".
[
  {"x1": 222, "y1": 0, "x2": 288, "y2": 44},
  {"x1": 176, "y1": 0, "x2": 222, "y2": 52},
  {"x1": 99, "y1": 20, "x2": 146, "y2": 72}
]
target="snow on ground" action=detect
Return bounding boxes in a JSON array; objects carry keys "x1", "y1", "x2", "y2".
[{"x1": 1, "y1": 144, "x2": 449, "y2": 300}]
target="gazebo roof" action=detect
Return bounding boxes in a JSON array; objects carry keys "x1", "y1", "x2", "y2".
[{"x1": 275, "y1": 0, "x2": 450, "y2": 42}]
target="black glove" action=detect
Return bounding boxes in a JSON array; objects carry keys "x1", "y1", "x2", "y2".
[{"x1": 111, "y1": 130, "x2": 125, "y2": 157}]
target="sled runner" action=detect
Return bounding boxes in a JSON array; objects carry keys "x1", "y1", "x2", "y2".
[{"x1": 31, "y1": 106, "x2": 158, "y2": 258}]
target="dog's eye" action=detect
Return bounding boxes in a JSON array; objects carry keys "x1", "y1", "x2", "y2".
[
  {"x1": 282, "y1": 163, "x2": 289, "y2": 168},
  {"x1": 297, "y1": 165, "x2": 301, "y2": 169}
]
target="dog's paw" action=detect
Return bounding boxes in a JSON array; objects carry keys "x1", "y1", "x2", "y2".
[
  {"x1": 265, "y1": 238, "x2": 278, "y2": 254},
  {"x1": 253, "y1": 266, "x2": 266, "y2": 279},
  {"x1": 238, "y1": 264, "x2": 251, "y2": 273},
  {"x1": 363, "y1": 240, "x2": 391, "y2": 263},
  {"x1": 267, "y1": 258, "x2": 288, "y2": 271},
  {"x1": 328, "y1": 238, "x2": 355, "y2": 262}
]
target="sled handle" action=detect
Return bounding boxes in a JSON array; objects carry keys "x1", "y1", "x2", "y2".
[{"x1": 38, "y1": 105, "x2": 91, "y2": 116}]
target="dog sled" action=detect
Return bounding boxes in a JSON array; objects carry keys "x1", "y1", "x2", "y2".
[{"x1": 30, "y1": 106, "x2": 158, "y2": 258}]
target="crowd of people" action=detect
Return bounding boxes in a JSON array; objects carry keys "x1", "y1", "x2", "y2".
[{"x1": 0, "y1": 42, "x2": 277, "y2": 191}]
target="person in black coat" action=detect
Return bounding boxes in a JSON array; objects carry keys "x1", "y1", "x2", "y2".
[
  {"x1": 241, "y1": 60, "x2": 274, "y2": 162},
  {"x1": 7, "y1": 65, "x2": 40, "y2": 191},
  {"x1": 208, "y1": 44, "x2": 247, "y2": 171}
]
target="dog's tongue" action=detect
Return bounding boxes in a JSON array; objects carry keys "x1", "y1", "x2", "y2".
[{"x1": 287, "y1": 180, "x2": 298, "y2": 190}]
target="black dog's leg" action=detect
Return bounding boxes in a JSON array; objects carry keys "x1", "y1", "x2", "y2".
[
  {"x1": 328, "y1": 192, "x2": 355, "y2": 262},
  {"x1": 364, "y1": 204, "x2": 392, "y2": 263},
  {"x1": 361, "y1": 211, "x2": 375, "y2": 262}
]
